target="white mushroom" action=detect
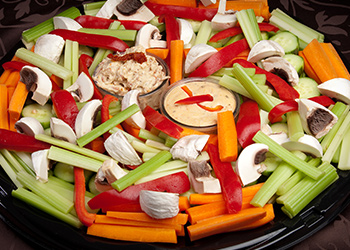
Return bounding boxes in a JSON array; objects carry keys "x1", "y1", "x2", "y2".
[
  {"x1": 65, "y1": 72, "x2": 94, "y2": 102},
  {"x1": 104, "y1": 130, "x2": 143, "y2": 166},
  {"x1": 211, "y1": 0, "x2": 237, "y2": 31},
  {"x1": 236, "y1": 143, "x2": 269, "y2": 186},
  {"x1": 15, "y1": 117, "x2": 44, "y2": 137},
  {"x1": 297, "y1": 98, "x2": 338, "y2": 139},
  {"x1": 170, "y1": 134, "x2": 210, "y2": 162},
  {"x1": 201, "y1": 0, "x2": 216, "y2": 7},
  {"x1": 281, "y1": 134, "x2": 323, "y2": 158},
  {"x1": 34, "y1": 34, "x2": 65, "y2": 64},
  {"x1": 99, "y1": 159, "x2": 128, "y2": 185},
  {"x1": 135, "y1": 24, "x2": 163, "y2": 49},
  {"x1": 187, "y1": 160, "x2": 221, "y2": 194},
  {"x1": 247, "y1": 40, "x2": 285, "y2": 63},
  {"x1": 114, "y1": 4, "x2": 155, "y2": 22},
  {"x1": 184, "y1": 43, "x2": 217, "y2": 74},
  {"x1": 262, "y1": 56, "x2": 299, "y2": 86},
  {"x1": 20, "y1": 65, "x2": 52, "y2": 106},
  {"x1": 139, "y1": 190, "x2": 179, "y2": 219},
  {"x1": 75, "y1": 99, "x2": 102, "y2": 138},
  {"x1": 318, "y1": 78, "x2": 350, "y2": 105},
  {"x1": 268, "y1": 132, "x2": 289, "y2": 145},
  {"x1": 96, "y1": 0, "x2": 121, "y2": 19},
  {"x1": 116, "y1": 0, "x2": 143, "y2": 16},
  {"x1": 178, "y1": 18, "x2": 195, "y2": 48},
  {"x1": 121, "y1": 89, "x2": 146, "y2": 129},
  {"x1": 53, "y1": 16, "x2": 83, "y2": 31},
  {"x1": 50, "y1": 117, "x2": 77, "y2": 144},
  {"x1": 149, "y1": 39, "x2": 167, "y2": 48},
  {"x1": 31, "y1": 149, "x2": 50, "y2": 183}
]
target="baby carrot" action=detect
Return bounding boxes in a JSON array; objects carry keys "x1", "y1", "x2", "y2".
[
  {"x1": 217, "y1": 110, "x2": 238, "y2": 162},
  {"x1": 179, "y1": 196, "x2": 190, "y2": 211},
  {"x1": 146, "y1": 48, "x2": 169, "y2": 60},
  {"x1": 4, "y1": 70, "x2": 20, "y2": 88},
  {"x1": 0, "y1": 85, "x2": 9, "y2": 130},
  {"x1": 170, "y1": 40, "x2": 184, "y2": 84}
]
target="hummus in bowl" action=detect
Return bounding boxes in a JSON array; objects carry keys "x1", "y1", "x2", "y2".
[
  {"x1": 160, "y1": 77, "x2": 240, "y2": 134},
  {"x1": 92, "y1": 46, "x2": 169, "y2": 109}
]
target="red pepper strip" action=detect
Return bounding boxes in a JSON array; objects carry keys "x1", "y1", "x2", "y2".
[
  {"x1": 74, "y1": 167, "x2": 96, "y2": 227},
  {"x1": 88, "y1": 171, "x2": 190, "y2": 210},
  {"x1": 236, "y1": 100, "x2": 261, "y2": 148},
  {"x1": 144, "y1": 1, "x2": 217, "y2": 21},
  {"x1": 207, "y1": 144, "x2": 242, "y2": 214},
  {"x1": 2, "y1": 61, "x2": 30, "y2": 71},
  {"x1": 158, "y1": 14, "x2": 180, "y2": 49},
  {"x1": 189, "y1": 39, "x2": 249, "y2": 78},
  {"x1": 197, "y1": 103, "x2": 224, "y2": 112},
  {"x1": 75, "y1": 15, "x2": 146, "y2": 30},
  {"x1": 142, "y1": 105, "x2": 184, "y2": 139},
  {"x1": 232, "y1": 59, "x2": 300, "y2": 101},
  {"x1": 79, "y1": 54, "x2": 103, "y2": 100},
  {"x1": 0, "y1": 129, "x2": 51, "y2": 153},
  {"x1": 175, "y1": 94, "x2": 213, "y2": 105},
  {"x1": 101, "y1": 94, "x2": 119, "y2": 140},
  {"x1": 51, "y1": 90, "x2": 79, "y2": 129},
  {"x1": 209, "y1": 23, "x2": 279, "y2": 43},
  {"x1": 268, "y1": 101, "x2": 298, "y2": 124},
  {"x1": 50, "y1": 29, "x2": 129, "y2": 52},
  {"x1": 309, "y1": 95, "x2": 335, "y2": 107}
]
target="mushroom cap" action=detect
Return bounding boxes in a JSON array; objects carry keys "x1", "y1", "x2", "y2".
[
  {"x1": 66, "y1": 72, "x2": 94, "y2": 103},
  {"x1": 262, "y1": 56, "x2": 299, "y2": 86},
  {"x1": 135, "y1": 23, "x2": 161, "y2": 49},
  {"x1": 53, "y1": 16, "x2": 83, "y2": 31},
  {"x1": 211, "y1": 12, "x2": 238, "y2": 31},
  {"x1": 281, "y1": 134, "x2": 323, "y2": 158},
  {"x1": 15, "y1": 116, "x2": 45, "y2": 137},
  {"x1": 184, "y1": 43, "x2": 217, "y2": 74},
  {"x1": 34, "y1": 34, "x2": 65, "y2": 63},
  {"x1": 121, "y1": 89, "x2": 146, "y2": 129},
  {"x1": 170, "y1": 134, "x2": 210, "y2": 162},
  {"x1": 318, "y1": 78, "x2": 350, "y2": 105},
  {"x1": 114, "y1": 4, "x2": 155, "y2": 22},
  {"x1": 75, "y1": 99, "x2": 102, "y2": 138},
  {"x1": 31, "y1": 149, "x2": 50, "y2": 183},
  {"x1": 247, "y1": 40, "x2": 285, "y2": 63},
  {"x1": 50, "y1": 117, "x2": 77, "y2": 144},
  {"x1": 178, "y1": 18, "x2": 195, "y2": 48}
]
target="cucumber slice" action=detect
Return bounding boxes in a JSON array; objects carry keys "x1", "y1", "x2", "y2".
[
  {"x1": 293, "y1": 77, "x2": 320, "y2": 99},
  {"x1": 21, "y1": 103, "x2": 53, "y2": 129},
  {"x1": 54, "y1": 162, "x2": 74, "y2": 183},
  {"x1": 283, "y1": 54, "x2": 304, "y2": 75},
  {"x1": 270, "y1": 31, "x2": 299, "y2": 54}
]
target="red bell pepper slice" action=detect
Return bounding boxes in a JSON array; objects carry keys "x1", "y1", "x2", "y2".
[
  {"x1": 79, "y1": 54, "x2": 103, "y2": 100},
  {"x1": 308, "y1": 95, "x2": 335, "y2": 107},
  {"x1": 232, "y1": 59, "x2": 300, "y2": 101},
  {"x1": 207, "y1": 144, "x2": 242, "y2": 214},
  {"x1": 0, "y1": 129, "x2": 51, "y2": 153},
  {"x1": 189, "y1": 39, "x2": 249, "y2": 78},
  {"x1": 74, "y1": 167, "x2": 96, "y2": 226},
  {"x1": 268, "y1": 100, "x2": 299, "y2": 124},
  {"x1": 51, "y1": 89, "x2": 79, "y2": 130},
  {"x1": 2, "y1": 61, "x2": 30, "y2": 71},
  {"x1": 142, "y1": 105, "x2": 184, "y2": 139},
  {"x1": 50, "y1": 29, "x2": 129, "y2": 52},
  {"x1": 101, "y1": 94, "x2": 119, "y2": 140},
  {"x1": 75, "y1": 15, "x2": 146, "y2": 30},
  {"x1": 175, "y1": 94, "x2": 213, "y2": 105},
  {"x1": 209, "y1": 23, "x2": 279, "y2": 43},
  {"x1": 88, "y1": 171, "x2": 190, "y2": 210},
  {"x1": 158, "y1": 14, "x2": 180, "y2": 49},
  {"x1": 144, "y1": 2, "x2": 217, "y2": 21},
  {"x1": 236, "y1": 100, "x2": 261, "y2": 148}
]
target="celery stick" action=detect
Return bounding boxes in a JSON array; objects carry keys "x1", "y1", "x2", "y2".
[
  {"x1": 112, "y1": 151, "x2": 172, "y2": 191},
  {"x1": 251, "y1": 74, "x2": 267, "y2": 85},
  {"x1": 12, "y1": 151, "x2": 33, "y2": 170},
  {"x1": 287, "y1": 111, "x2": 304, "y2": 141},
  {"x1": 84, "y1": 9, "x2": 100, "y2": 16},
  {"x1": 131, "y1": 140, "x2": 161, "y2": 154},
  {"x1": 22, "y1": 7, "x2": 81, "y2": 42},
  {"x1": 0, "y1": 152, "x2": 22, "y2": 188},
  {"x1": 142, "y1": 152, "x2": 157, "y2": 162},
  {"x1": 78, "y1": 28, "x2": 137, "y2": 41},
  {"x1": 10, "y1": 151, "x2": 35, "y2": 177},
  {"x1": 145, "y1": 140, "x2": 170, "y2": 151},
  {"x1": 71, "y1": 41, "x2": 79, "y2": 83},
  {"x1": 84, "y1": 1, "x2": 106, "y2": 11},
  {"x1": 276, "y1": 157, "x2": 321, "y2": 196},
  {"x1": 232, "y1": 64, "x2": 275, "y2": 111},
  {"x1": 253, "y1": 131, "x2": 324, "y2": 180},
  {"x1": 164, "y1": 136, "x2": 178, "y2": 148},
  {"x1": 223, "y1": 33, "x2": 244, "y2": 47},
  {"x1": 17, "y1": 171, "x2": 74, "y2": 214},
  {"x1": 138, "y1": 128, "x2": 165, "y2": 143},
  {"x1": 63, "y1": 40, "x2": 73, "y2": 89},
  {"x1": 281, "y1": 162, "x2": 338, "y2": 218},
  {"x1": 332, "y1": 144, "x2": 341, "y2": 164},
  {"x1": 236, "y1": 9, "x2": 262, "y2": 48},
  {"x1": 134, "y1": 168, "x2": 187, "y2": 185},
  {"x1": 35, "y1": 134, "x2": 111, "y2": 162},
  {"x1": 250, "y1": 151, "x2": 307, "y2": 207},
  {"x1": 0, "y1": 149, "x2": 25, "y2": 173},
  {"x1": 322, "y1": 110, "x2": 350, "y2": 163},
  {"x1": 12, "y1": 187, "x2": 82, "y2": 228},
  {"x1": 194, "y1": 20, "x2": 212, "y2": 45},
  {"x1": 338, "y1": 126, "x2": 350, "y2": 170},
  {"x1": 48, "y1": 146, "x2": 103, "y2": 172},
  {"x1": 15, "y1": 48, "x2": 73, "y2": 80},
  {"x1": 77, "y1": 104, "x2": 139, "y2": 147}
]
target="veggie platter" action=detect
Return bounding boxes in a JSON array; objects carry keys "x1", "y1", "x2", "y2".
[{"x1": 0, "y1": 0, "x2": 350, "y2": 249}]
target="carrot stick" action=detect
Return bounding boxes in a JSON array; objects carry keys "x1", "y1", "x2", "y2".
[
  {"x1": 170, "y1": 40, "x2": 184, "y2": 84},
  {"x1": 85, "y1": 136, "x2": 106, "y2": 154},
  {"x1": 147, "y1": 0, "x2": 197, "y2": 7},
  {"x1": 4, "y1": 71, "x2": 20, "y2": 88},
  {"x1": 298, "y1": 51, "x2": 321, "y2": 84},
  {"x1": 106, "y1": 211, "x2": 188, "y2": 226},
  {"x1": 146, "y1": 48, "x2": 169, "y2": 60},
  {"x1": 87, "y1": 223, "x2": 178, "y2": 243},
  {"x1": 179, "y1": 196, "x2": 190, "y2": 211},
  {"x1": 50, "y1": 74, "x2": 63, "y2": 89},
  {"x1": 0, "y1": 69, "x2": 12, "y2": 85},
  {"x1": 230, "y1": 203, "x2": 275, "y2": 231},
  {"x1": 302, "y1": 39, "x2": 338, "y2": 83},
  {"x1": 8, "y1": 116, "x2": 18, "y2": 132},
  {"x1": 8, "y1": 81, "x2": 29, "y2": 120},
  {"x1": 187, "y1": 207, "x2": 266, "y2": 241},
  {"x1": 121, "y1": 121, "x2": 144, "y2": 141},
  {"x1": 0, "y1": 85, "x2": 9, "y2": 130},
  {"x1": 217, "y1": 110, "x2": 238, "y2": 162},
  {"x1": 321, "y1": 43, "x2": 350, "y2": 80}
]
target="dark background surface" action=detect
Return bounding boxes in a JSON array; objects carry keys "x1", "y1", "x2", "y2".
[{"x1": 0, "y1": 0, "x2": 350, "y2": 249}]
